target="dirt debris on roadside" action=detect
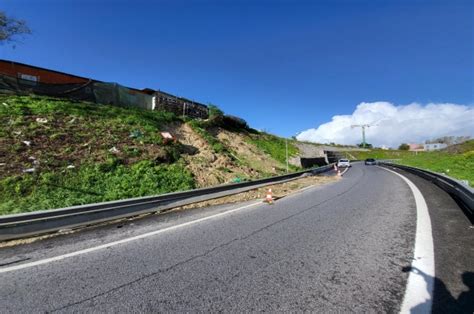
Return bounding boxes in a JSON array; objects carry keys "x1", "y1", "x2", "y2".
[
  {"x1": 175, "y1": 173, "x2": 339, "y2": 211},
  {"x1": 0, "y1": 173, "x2": 338, "y2": 248}
]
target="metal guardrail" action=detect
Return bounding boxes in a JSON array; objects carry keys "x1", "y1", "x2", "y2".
[
  {"x1": 380, "y1": 162, "x2": 474, "y2": 219},
  {"x1": 0, "y1": 164, "x2": 335, "y2": 241}
]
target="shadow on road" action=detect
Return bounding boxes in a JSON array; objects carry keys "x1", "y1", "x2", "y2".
[{"x1": 402, "y1": 266, "x2": 474, "y2": 313}]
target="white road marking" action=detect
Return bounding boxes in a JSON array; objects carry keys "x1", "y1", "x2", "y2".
[
  {"x1": 380, "y1": 167, "x2": 435, "y2": 314},
  {"x1": 341, "y1": 167, "x2": 350, "y2": 176},
  {"x1": 0, "y1": 201, "x2": 262, "y2": 274}
]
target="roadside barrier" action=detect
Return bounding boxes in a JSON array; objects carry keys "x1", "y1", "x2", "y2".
[
  {"x1": 380, "y1": 162, "x2": 474, "y2": 219},
  {"x1": 0, "y1": 164, "x2": 335, "y2": 241}
]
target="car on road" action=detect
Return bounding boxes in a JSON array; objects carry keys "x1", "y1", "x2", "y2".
[
  {"x1": 337, "y1": 159, "x2": 351, "y2": 168},
  {"x1": 365, "y1": 158, "x2": 377, "y2": 165}
]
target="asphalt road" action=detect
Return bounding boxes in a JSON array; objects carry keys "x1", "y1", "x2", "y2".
[{"x1": 0, "y1": 163, "x2": 472, "y2": 312}]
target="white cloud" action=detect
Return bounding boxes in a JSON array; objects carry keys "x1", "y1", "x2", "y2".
[{"x1": 296, "y1": 102, "x2": 474, "y2": 148}]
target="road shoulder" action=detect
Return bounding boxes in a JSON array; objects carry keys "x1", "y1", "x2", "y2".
[{"x1": 385, "y1": 167, "x2": 474, "y2": 313}]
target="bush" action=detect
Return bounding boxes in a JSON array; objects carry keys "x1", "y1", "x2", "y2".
[
  {"x1": 398, "y1": 143, "x2": 410, "y2": 150},
  {"x1": 0, "y1": 160, "x2": 195, "y2": 215},
  {"x1": 223, "y1": 115, "x2": 248, "y2": 130},
  {"x1": 208, "y1": 104, "x2": 224, "y2": 119},
  {"x1": 203, "y1": 104, "x2": 224, "y2": 127}
]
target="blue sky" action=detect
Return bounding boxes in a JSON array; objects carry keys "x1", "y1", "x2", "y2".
[{"x1": 2, "y1": 0, "x2": 473, "y2": 140}]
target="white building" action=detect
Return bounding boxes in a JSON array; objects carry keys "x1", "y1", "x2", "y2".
[{"x1": 424, "y1": 143, "x2": 448, "y2": 151}]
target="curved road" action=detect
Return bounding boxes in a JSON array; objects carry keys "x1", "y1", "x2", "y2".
[{"x1": 0, "y1": 164, "x2": 472, "y2": 312}]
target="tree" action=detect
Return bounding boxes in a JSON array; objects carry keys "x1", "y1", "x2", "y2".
[
  {"x1": 357, "y1": 143, "x2": 373, "y2": 148},
  {"x1": 207, "y1": 104, "x2": 224, "y2": 119},
  {"x1": 398, "y1": 143, "x2": 410, "y2": 150},
  {"x1": 0, "y1": 11, "x2": 31, "y2": 44},
  {"x1": 204, "y1": 103, "x2": 225, "y2": 127}
]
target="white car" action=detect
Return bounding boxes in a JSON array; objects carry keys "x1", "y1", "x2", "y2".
[{"x1": 337, "y1": 159, "x2": 351, "y2": 168}]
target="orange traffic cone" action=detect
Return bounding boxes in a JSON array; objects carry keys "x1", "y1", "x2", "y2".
[{"x1": 265, "y1": 188, "x2": 274, "y2": 204}]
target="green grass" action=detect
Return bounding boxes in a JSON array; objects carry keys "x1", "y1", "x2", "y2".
[
  {"x1": 0, "y1": 94, "x2": 177, "y2": 125},
  {"x1": 0, "y1": 94, "x2": 177, "y2": 147},
  {"x1": 246, "y1": 133, "x2": 299, "y2": 169},
  {"x1": 398, "y1": 151, "x2": 474, "y2": 186},
  {"x1": 0, "y1": 159, "x2": 195, "y2": 215},
  {"x1": 0, "y1": 94, "x2": 197, "y2": 215},
  {"x1": 348, "y1": 144, "x2": 474, "y2": 186},
  {"x1": 348, "y1": 149, "x2": 416, "y2": 161}
]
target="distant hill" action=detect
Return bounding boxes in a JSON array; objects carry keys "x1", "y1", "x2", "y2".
[{"x1": 442, "y1": 140, "x2": 474, "y2": 154}]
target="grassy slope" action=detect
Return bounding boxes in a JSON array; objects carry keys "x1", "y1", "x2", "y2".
[
  {"x1": 0, "y1": 95, "x2": 301, "y2": 215},
  {"x1": 246, "y1": 133, "x2": 299, "y2": 171},
  {"x1": 349, "y1": 143, "x2": 474, "y2": 186},
  {"x1": 0, "y1": 95, "x2": 195, "y2": 214},
  {"x1": 188, "y1": 120, "x2": 299, "y2": 175}
]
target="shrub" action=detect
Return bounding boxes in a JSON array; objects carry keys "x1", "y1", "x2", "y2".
[
  {"x1": 0, "y1": 160, "x2": 195, "y2": 215},
  {"x1": 398, "y1": 143, "x2": 410, "y2": 150}
]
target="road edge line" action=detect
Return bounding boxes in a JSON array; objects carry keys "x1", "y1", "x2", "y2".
[
  {"x1": 380, "y1": 166, "x2": 435, "y2": 313},
  {"x1": 0, "y1": 201, "x2": 262, "y2": 274}
]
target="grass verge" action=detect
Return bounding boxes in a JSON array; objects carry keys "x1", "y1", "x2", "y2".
[
  {"x1": 0, "y1": 160, "x2": 195, "y2": 215},
  {"x1": 246, "y1": 133, "x2": 299, "y2": 171},
  {"x1": 349, "y1": 144, "x2": 474, "y2": 186}
]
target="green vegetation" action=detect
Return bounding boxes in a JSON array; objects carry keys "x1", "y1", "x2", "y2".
[
  {"x1": 247, "y1": 133, "x2": 298, "y2": 169},
  {"x1": 0, "y1": 94, "x2": 302, "y2": 215},
  {"x1": 0, "y1": 95, "x2": 195, "y2": 215},
  {"x1": 0, "y1": 11, "x2": 32, "y2": 44},
  {"x1": 207, "y1": 104, "x2": 224, "y2": 120},
  {"x1": 0, "y1": 160, "x2": 194, "y2": 215},
  {"x1": 348, "y1": 149, "x2": 415, "y2": 161},
  {"x1": 398, "y1": 151, "x2": 474, "y2": 186},
  {"x1": 349, "y1": 141, "x2": 474, "y2": 186},
  {"x1": 0, "y1": 94, "x2": 177, "y2": 129},
  {"x1": 398, "y1": 143, "x2": 410, "y2": 150}
]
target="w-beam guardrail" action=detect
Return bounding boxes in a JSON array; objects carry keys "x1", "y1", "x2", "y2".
[
  {"x1": 380, "y1": 162, "x2": 474, "y2": 219},
  {"x1": 0, "y1": 165, "x2": 335, "y2": 241}
]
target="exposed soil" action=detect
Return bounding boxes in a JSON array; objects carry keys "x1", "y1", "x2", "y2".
[
  {"x1": 0, "y1": 114, "x2": 170, "y2": 179},
  {"x1": 1, "y1": 112, "x2": 292, "y2": 188},
  {"x1": 176, "y1": 173, "x2": 339, "y2": 210},
  {"x1": 216, "y1": 128, "x2": 283, "y2": 175},
  {"x1": 166, "y1": 123, "x2": 265, "y2": 187}
]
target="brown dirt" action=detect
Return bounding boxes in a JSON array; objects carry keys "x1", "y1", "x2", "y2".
[
  {"x1": 176, "y1": 173, "x2": 339, "y2": 210},
  {"x1": 1, "y1": 114, "x2": 301, "y2": 189},
  {"x1": 216, "y1": 128, "x2": 283, "y2": 175},
  {"x1": 0, "y1": 114, "x2": 168, "y2": 179},
  {"x1": 166, "y1": 123, "x2": 265, "y2": 187}
]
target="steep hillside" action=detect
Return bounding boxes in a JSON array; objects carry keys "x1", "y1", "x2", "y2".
[{"x1": 0, "y1": 95, "x2": 298, "y2": 214}]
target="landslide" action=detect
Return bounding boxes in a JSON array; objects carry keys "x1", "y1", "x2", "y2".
[{"x1": 0, "y1": 95, "x2": 298, "y2": 214}]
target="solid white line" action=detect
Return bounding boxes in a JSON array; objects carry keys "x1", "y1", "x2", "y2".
[
  {"x1": 380, "y1": 167, "x2": 435, "y2": 314},
  {"x1": 341, "y1": 167, "x2": 350, "y2": 176},
  {"x1": 0, "y1": 201, "x2": 262, "y2": 274}
]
